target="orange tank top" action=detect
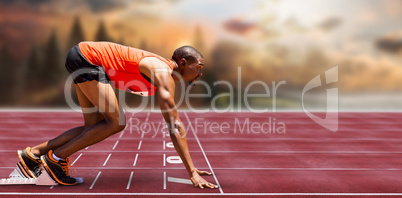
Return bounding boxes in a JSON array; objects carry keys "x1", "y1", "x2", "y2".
[{"x1": 78, "y1": 41, "x2": 175, "y2": 96}]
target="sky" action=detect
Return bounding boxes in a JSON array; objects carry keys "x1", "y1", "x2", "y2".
[{"x1": 0, "y1": 0, "x2": 401, "y2": 60}]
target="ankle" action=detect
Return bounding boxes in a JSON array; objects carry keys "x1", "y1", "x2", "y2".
[
  {"x1": 53, "y1": 150, "x2": 67, "y2": 160},
  {"x1": 52, "y1": 153, "x2": 63, "y2": 161},
  {"x1": 30, "y1": 147, "x2": 42, "y2": 157}
]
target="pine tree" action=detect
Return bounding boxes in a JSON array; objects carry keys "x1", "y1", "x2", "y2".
[
  {"x1": 0, "y1": 47, "x2": 16, "y2": 104},
  {"x1": 95, "y1": 19, "x2": 110, "y2": 41},
  {"x1": 43, "y1": 29, "x2": 63, "y2": 85},
  {"x1": 26, "y1": 45, "x2": 44, "y2": 89},
  {"x1": 67, "y1": 16, "x2": 85, "y2": 50}
]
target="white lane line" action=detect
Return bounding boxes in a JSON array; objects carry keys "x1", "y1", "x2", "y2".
[
  {"x1": 71, "y1": 153, "x2": 83, "y2": 166},
  {"x1": 133, "y1": 154, "x2": 139, "y2": 166},
  {"x1": 49, "y1": 186, "x2": 54, "y2": 189},
  {"x1": 163, "y1": 140, "x2": 165, "y2": 150},
  {"x1": 145, "y1": 112, "x2": 150, "y2": 122},
  {"x1": 85, "y1": 147, "x2": 89, "y2": 150},
  {"x1": 184, "y1": 112, "x2": 224, "y2": 194},
  {"x1": 103, "y1": 154, "x2": 112, "y2": 166},
  {"x1": 128, "y1": 112, "x2": 136, "y2": 135},
  {"x1": 90, "y1": 171, "x2": 102, "y2": 189},
  {"x1": 140, "y1": 112, "x2": 150, "y2": 138},
  {"x1": 126, "y1": 171, "x2": 134, "y2": 190},
  {"x1": 60, "y1": 167, "x2": 402, "y2": 171},
  {"x1": 112, "y1": 140, "x2": 119, "y2": 150},
  {"x1": 167, "y1": 177, "x2": 192, "y2": 185},
  {"x1": 163, "y1": 171, "x2": 166, "y2": 190},
  {"x1": 163, "y1": 154, "x2": 166, "y2": 166},
  {"x1": 4, "y1": 193, "x2": 402, "y2": 196},
  {"x1": 137, "y1": 141, "x2": 142, "y2": 150},
  {"x1": 119, "y1": 129, "x2": 126, "y2": 138}
]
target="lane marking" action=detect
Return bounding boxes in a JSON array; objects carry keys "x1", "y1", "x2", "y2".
[
  {"x1": 137, "y1": 141, "x2": 142, "y2": 150},
  {"x1": 3, "y1": 193, "x2": 402, "y2": 196},
  {"x1": 126, "y1": 171, "x2": 134, "y2": 190},
  {"x1": 145, "y1": 112, "x2": 150, "y2": 122},
  {"x1": 163, "y1": 140, "x2": 165, "y2": 150},
  {"x1": 4, "y1": 166, "x2": 393, "y2": 171},
  {"x1": 90, "y1": 171, "x2": 102, "y2": 189},
  {"x1": 119, "y1": 129, "x2": 126, "y2": 138},
  {"x1": 133, "y1": 154, "x2": 139, "y2": 166},
  {"x1": 168, "y1": 177, "x2": 192, "y2": 185},
  {"x1": 4, "y1": 149, "x2": 402, "y2": 154},
  {"x1": 184, "y1": 112, "x2": 224, "y2": 194},
  {"x1": 85, "y1": 147, "x2": 89, "y2": 150},
  {"x1": 163, "y1": 171, "x2": 166, "y2": 190},
  {"x1": 71, "y1": 153, "x2": 83, "y2": 166},
  {"x1": 163, "y1": 154, "x2": 166, "y2": 166},
  {"x1": 127, "y1": 112, "x2": 136, "y2": 135},
  {"x1": 103, "y1": 154, "x2": 112, "y2": 166},
  {"x1": 166, "y1": 156, "x2": 182, "y2": 164},
  {"x1": 140, "y1": 112, "x2": 148, "y2": 138},
  {"x1": 112, "y1": 140, "x2": 119, "y2": 150}
]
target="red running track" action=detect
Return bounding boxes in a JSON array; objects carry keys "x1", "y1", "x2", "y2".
[{"x1": 0, "y1": 111, "x2": 402, "y2": 197}]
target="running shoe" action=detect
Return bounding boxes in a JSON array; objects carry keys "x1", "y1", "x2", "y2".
[
  {"x1": 41, "y1": 150, "x2": 77, "y2": 185},
  {"x1": 17, "y1": 147, "x2": 42, "y2": 178}
]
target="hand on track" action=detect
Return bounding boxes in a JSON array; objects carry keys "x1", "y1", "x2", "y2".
[{"x1": 190, "y1": 169, "x2": 219, "y2": 189}]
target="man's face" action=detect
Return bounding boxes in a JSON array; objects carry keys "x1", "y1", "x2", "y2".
[{"x1": 181, "y1": 57, "x2": 204, "y2": 84}]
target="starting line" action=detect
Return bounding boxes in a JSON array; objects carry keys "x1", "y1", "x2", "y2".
[{"x1": 0, "y1": 193, "x2": 402, "y2": 196}]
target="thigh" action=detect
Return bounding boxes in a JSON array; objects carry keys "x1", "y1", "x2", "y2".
[
  {"x1": 75, "y1": 84, "x2": 104, "y2": 128},
  {"x1": 75, "y1": 80, "x2": 125, "y2": 124}
]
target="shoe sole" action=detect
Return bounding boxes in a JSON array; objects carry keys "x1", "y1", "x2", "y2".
[
  {"x1": 40, "y1": 155, "x2": 77, "y2": 186},
  {"x1": 17, "y1": 150, "x2": 36, "y2": 179},
  {"x1": 16, "y1": 162, "x2": 33, "y2": 178}
]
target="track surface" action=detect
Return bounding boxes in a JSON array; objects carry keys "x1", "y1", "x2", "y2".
[{"x1": 0, "y1": 111, "x2": 402, "y2": 197}]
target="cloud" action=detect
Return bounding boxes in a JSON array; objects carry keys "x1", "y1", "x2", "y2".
[
  {"x1": 317, "y1": 17, "x2": 342, "y2": 32},
  {"x1": 85, "y1": 0, "x2": 127, "y2": 13}
]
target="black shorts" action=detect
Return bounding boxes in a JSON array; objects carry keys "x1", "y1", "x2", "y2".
[{"x1": 65, "y1": 44, "x2": 110, "y2": 84}]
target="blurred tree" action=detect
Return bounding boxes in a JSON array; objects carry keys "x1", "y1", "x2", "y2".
[
  {"x1": 139, "y1": 39, "x2": 148, "y2": 51},
  {"x1": 0, "y1": 47, "x2": 16, "y2": 105},
  {"x1": 26, "y1": 45, "x2": 44, "y2": 89},
  {"x1": 118, "y1": 36, "x2": 125, "y2": 45},
  {"x1": 67, "y1": 16, "x2": 85, "y2": 50},
  {"x1": 209, "y1": 41, "x2": 244, "y2": 107},
  {"x1": 43, "y1": 29, "x2": 64, "y2": 85},
  {"x1": 193, "y1": 25, "x2": 205, "y2": 54},
  {"x1": 95, "y1": 19, "x2": 110, "y2": 41}
]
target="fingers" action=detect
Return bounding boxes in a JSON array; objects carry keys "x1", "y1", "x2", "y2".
[
  {"x1": 195, "y1": 182, "x2": 219, "y2": 189},
  {"x1": 197, "y1": 170, "x2": 212, "y2": 175}
]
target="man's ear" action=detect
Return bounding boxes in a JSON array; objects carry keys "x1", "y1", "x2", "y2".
[{"x1": 180, "y1": 58, "x2": 187, "y2": 67}]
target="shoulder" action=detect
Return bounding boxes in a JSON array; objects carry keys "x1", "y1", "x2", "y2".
[
  {"x1": 139, "y1": 57, "x2": 174, "y2": 87},
  {"x1": 139, "y1": 57, "x2": 172, "y2": 74}
]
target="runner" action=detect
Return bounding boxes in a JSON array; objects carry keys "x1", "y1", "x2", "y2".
[{"x1": 17, "y1": 42, "x2": 218, "y2": 189}]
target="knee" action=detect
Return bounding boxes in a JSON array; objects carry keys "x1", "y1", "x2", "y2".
[{"x1": 109, "y1": 118, "x2": 126, "y2": 133}]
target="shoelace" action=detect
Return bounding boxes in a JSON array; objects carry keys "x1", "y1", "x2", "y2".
[{"x1": 60, "y1": 158, "x2": 75, "y2": 177}]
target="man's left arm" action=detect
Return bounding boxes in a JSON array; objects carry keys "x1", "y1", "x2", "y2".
[{"x1": 155, "y1": 71, "x2": 218, "y2": 189}]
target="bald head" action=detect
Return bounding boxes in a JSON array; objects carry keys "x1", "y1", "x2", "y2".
[{"x1": 172, "y1": 46, "x2": 203, "y2": 64}]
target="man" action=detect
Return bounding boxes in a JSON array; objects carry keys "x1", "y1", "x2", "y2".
[{"x1": 17, "y1": 41, "x2": 218, "y2": 189}]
